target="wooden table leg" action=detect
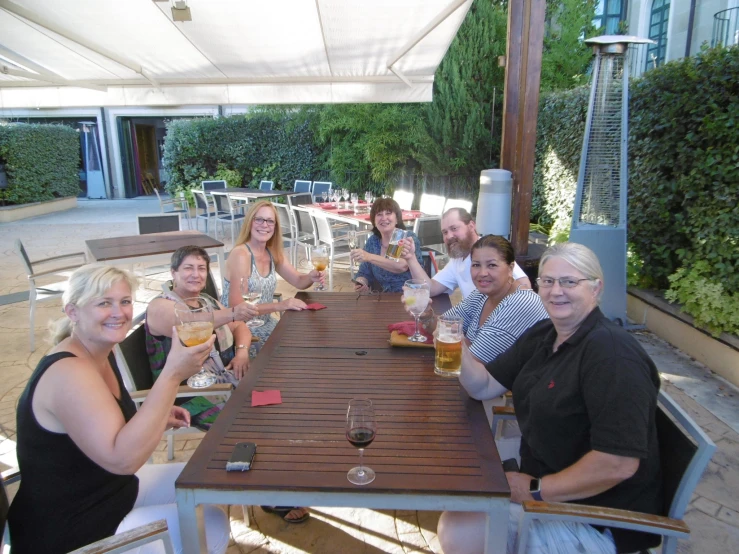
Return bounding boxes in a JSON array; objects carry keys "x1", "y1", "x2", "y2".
[{"x1": 176, "y1": 489, "x2": 207, "y2": 554}]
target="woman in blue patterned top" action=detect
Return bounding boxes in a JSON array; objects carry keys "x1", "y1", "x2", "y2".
[
  {"x1": 402, "y1": 234, "x2": 549, "y2": 365},
  {"x1": 350, "y1": 197, "x2": 423, "y2": 293}
]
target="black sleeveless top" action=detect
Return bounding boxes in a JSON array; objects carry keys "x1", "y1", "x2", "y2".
[{"x1": 8, "y1": 352, "x2": 139, "y2": 553}]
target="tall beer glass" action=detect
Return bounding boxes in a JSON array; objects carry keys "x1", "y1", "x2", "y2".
[
  {"x1": 385, "y1": 229, "x2": 407, "y2": 262},
  {"x1": 435, "y1": 315, "x2": 463, "y2": 377}
]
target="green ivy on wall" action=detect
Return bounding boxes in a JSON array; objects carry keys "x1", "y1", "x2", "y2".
[{"x1": 0, "y1": 124, "x2": 80, "y2": 205}]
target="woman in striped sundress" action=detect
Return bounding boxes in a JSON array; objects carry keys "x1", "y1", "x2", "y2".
[{"x1": 417, "y1": 234, "x2": 549, "y2": 366}]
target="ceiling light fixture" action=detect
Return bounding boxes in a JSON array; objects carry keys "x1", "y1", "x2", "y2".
[{"x1": 152, "y1": 0, "x2": 192, "y2": 22}]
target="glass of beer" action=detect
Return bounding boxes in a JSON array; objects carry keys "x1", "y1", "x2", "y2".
[
  {"x1": 385, "y1": 229, "x2": 407, "y2": 261},
  {"x1": 240, "y1": 276, "x2": 264, "y2": 329},
  {"x1": 435, "y1": 315, "x2": 463, "y2": 377},
  {"x1": 311, "y1": 245, "x2": 329, "y2": 291},
  {"x1": 174, "y1": 297, "x2": 216, "y2": 388}
]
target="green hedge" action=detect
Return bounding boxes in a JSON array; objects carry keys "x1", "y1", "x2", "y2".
[
  {"x1": 533, "y1": 45, "x2": 739, "y2": 335},
  {"x1": 0, "y1": 124, "x2": 80, "y2": 204},
  {"x1": 162, "y1": 113, "x2": 318, "y2": 194}
]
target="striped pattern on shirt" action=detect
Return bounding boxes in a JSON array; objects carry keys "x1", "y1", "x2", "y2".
[{"x1": 444, "y1": 289, "x2": 549, "y2": 364}]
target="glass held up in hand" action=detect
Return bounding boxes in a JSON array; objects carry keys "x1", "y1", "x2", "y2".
[
  {"x1": 240, "y1": 276, "x2": 265, "y2": 329},
  {"x1": 174, "y1": 297, "x2": 216, "y2": 388}
]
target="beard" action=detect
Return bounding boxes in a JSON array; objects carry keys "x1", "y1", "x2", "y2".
[{"x1": 445, "y1": 233, "x2": 476, "y2": 259}]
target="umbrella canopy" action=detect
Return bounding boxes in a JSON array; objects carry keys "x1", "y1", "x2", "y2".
[{"x1": 0, "y1": 0, "x2": 472, "y2": 108}]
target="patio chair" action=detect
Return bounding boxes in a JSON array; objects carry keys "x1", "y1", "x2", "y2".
[
  {"x1": 392, "y1": 189, "x2": 414, "y2": 211},
  {"x1": 443, "y1": 197, "x2": 473, "y2": 214},
  {"x1": 1, "y1": 470, "x2": 176, "y2": 553},
  {"x1": 259, "y1": 180, "x2": 274, "y2": 191},
  {"x1": 287, "y1": 191, "x2": 314, "y2": 208},
  {"x1": 290, "y1": 205, "x2": 318, "y2": 266},
  {"x1": 201, "y1": 180, "x2": 227, "y2": 192},
  {"x1": 494, "y1": 390, "x2": 716, "y2": 554},
  {"x1": 153, "y1": 189, "x2": 191, "y2": 229},
  {"x1": 210, "y1": 191, "x2": 246, "y2": 245},
  {"x1": 272, "y1": 202, "x2": 297, "y2": 263},
  {"x1": 311, "y1": 181, "x2": 332, "y2": 202},
  {"x1": 14, "y1": 239, "x2": 86, "y2": 351},
  {"x1": 293, "y1": 180, "x2": 312, "y2": 193},
  {"x1": 413, "y1": 216, "x2": 443, "y2": 247},
  {"x1": 191, "y1": 189, "x2": 215, "y2": 235},
  {"x1": 419, "y1": 193, "x2": 446, "y2": 216},
  {"x1": 312, "y1": 211, "x2": 355, "y2": 290},
  {"x1": 113, "y1": 314, "x2": 232, "y2": 461},
  {"x1": 137, "y1": 213, "x2": 181, "y2": 234}
]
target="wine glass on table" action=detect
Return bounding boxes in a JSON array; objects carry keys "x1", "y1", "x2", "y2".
[
  {"x1": 347, "y1": 230, "x2": 358, "y2": 278},
  {"x1": 240, "y1": 277, "x2": 264, "y2": 329},
  {"x1": 311, "y1": 245, "x2": 329, "y2": 291},
  {"x1": 346, "y1": 399, "x2": 376, "y2": 485},
  {"x1": 403, "y1": 279, "x2": 431, "y2": 342},
  {"x1": 174, "y1": 297, "x2": 216, "y2": 388}
]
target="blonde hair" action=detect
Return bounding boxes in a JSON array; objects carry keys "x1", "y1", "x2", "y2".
[
  {"x1": 234, "y1": 200, "x2": 285, "y2": 265},
  {"x1": 539, "y1": 242, "x2": 604, "y2": 302},
  {"x1": 49, "y1": 265, "x2": 138, "y2": 345}
]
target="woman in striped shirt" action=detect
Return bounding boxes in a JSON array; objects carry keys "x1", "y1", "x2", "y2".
[{"x1": 405, "y1": 234, "x2": 549, "y2": 365}]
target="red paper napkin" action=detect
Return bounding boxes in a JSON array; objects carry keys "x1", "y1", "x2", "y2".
[
  {"x1": 388, "y1": 321, "x2": 433, "y2": 341},
  {"x1": 252, "y1": 390, "x2": 282, "y2": 407},
  {"x1": 337, "y1": 209, "x2": 354, "y2": 215},
  {"x1": 318, "y1": 203, "x2": 337, "y2": 209},
  {"x1": 304, "y1": 303, "x2": 327, "y2": 310}
]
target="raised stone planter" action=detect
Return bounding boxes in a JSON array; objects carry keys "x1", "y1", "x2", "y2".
[
  {"x1": 0, "y1": 196, "x2": 77, "y2": 223},
  {"x1": 627, "y1": 288, "x2": 739, "y2": 388}
]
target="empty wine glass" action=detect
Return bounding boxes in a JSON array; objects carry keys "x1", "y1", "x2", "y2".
[
  {"x1": 240, "y1": 277, "x2": 265, "y2": 328},
  {"x1": 311, "y1": 245, "x2": 329, "y2": 291},
  {"x1": 346, "y1": 399, "x2": 376, "y2": 485},
  {"x1": 347, "y1": 230, "x2": 358, "y2": 278},
  {"x1": 364, "y1": 191, "x2": 374, "y2": 204},
  {"x1": 174, "y1": 297, "x2": 216, "y2": 388},
  {"x1": 403, "y1": 279, "x2": 431, "y2": 342}
]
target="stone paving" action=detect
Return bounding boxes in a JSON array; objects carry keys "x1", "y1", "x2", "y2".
[{"x1": 1, "y1": 198, "x2": 738, "y2": 553}]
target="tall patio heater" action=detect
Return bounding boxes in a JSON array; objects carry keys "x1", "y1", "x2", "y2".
[{"x1": 569, "y1": 36, "x2": 654, "y2": 324}]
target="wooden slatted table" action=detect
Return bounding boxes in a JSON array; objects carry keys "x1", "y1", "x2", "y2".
[
  {"x1": 175, "y1": 292, "x2": 510, "y2": 554},
  {"x1": 85, "y1": 230, "x2": 226, "y2": 289}
]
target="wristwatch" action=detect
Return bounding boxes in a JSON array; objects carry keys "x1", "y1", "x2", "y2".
[
  {"x1": 529, "y1": 478, "x2": 543, "y2": 501},
  {"x1": 236, "y1": 344, "x2": 247, "y2": 350}
]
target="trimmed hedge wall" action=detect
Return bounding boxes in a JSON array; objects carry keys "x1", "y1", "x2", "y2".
[
  {"x1": 532, "y1": 45, "x2": 739, "y2": 335},
  {"x1": 162, "y1": 113, "x2": 318, "y2": 194},
  {"x1": 0, "y1": 124, "x2": 80, "y2": 205}
]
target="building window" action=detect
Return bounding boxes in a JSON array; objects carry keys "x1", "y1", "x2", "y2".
[
  {"x1": 594, "y1": 0, "x2": 627, "y2": 35},
  {"x1": 646, "y1": 0, "x2": 669, "y2": 69}
]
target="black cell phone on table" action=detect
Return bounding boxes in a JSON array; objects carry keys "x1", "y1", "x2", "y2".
[
  {"x1": 502, "y1": 458, "x2": 520, "y2": 473},
  {"x1": 226, "y1": 442, "x2": 257, "y2": 472}
]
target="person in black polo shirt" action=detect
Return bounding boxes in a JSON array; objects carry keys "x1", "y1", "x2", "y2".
[{"x1": 437, "y1": 243, "x2": 662, "y2": 554}]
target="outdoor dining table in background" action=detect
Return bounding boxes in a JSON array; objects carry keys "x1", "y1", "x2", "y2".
[
  {"x1": 175, "y1": 291, "x2": 511, "y2": 554},
  {"x1": 85, "y1": 230, "x2": 226, "y2": 290},
  {"x1": 310, "y1": 201, "x2": 426, "y2": 226}
]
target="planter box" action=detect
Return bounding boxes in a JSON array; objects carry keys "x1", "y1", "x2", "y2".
[
  {"x1": 0, "y1": 196, "x2": 77, "y2": 223},
  {"x1": 627, "y1": 288, "x2": 739, "y2": 388}
]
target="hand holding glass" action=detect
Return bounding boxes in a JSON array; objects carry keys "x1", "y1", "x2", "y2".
[
  {"x1": 435, "y1": 315, "x2": 463, "y2": 376},
  {"x1": 346, "y1": 399, "x2": 377, "y2": 485},
  {"x1": 385, "y1": 229, "x2": 407, "y2": 261},
  {"x1": 240, "y1": 277, "x2": 264, "y2": 329},
  {"x1": 174, "y1": 297, "x2": 216, "y2": 388},
  {"x1": 403, "y1": 279, "x2": 431, "y2": 342}
]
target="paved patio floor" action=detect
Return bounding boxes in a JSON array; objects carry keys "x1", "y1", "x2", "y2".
[{"x1": 1, "y1": 198, "x2": 737, "y2": 553}]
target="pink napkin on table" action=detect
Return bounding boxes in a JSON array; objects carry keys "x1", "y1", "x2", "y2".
[
  {"x1": 318, "y1": 203, "x2": 337, "y2": 209},
  {"x1": 252, "y1": 390, "x2": 282, "y2": 407},
  {"x1": 388, "y1": 321, "x2": 433, "y2": 341},
  {"x1": 337, "y1": 209, "x2": 354, "y2": 215},
  {"x1": 304, "y1": 303, "x2": 327, "y2": 310},
  {"x1": 357, "y1": 200, "x2": 368, "y2": 204},
  {"x1": 402, "y1": 210, "x2": 423, "y2": 219}
]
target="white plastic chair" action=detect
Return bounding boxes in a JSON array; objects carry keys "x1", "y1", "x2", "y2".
[
  {"x1": 419, "y1": 193, "x2": 446, "y2": 216},
  {"x1": 443, "y1": 197, "x2": 473, "y2": 214},
  {"x1": 14, "y1": 239, "x2": 86, "y2": 351},
  {"x1": 393, "y1": 189, "x2": 414, "y2": 211}
]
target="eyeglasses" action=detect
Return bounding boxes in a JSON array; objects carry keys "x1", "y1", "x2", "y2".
[
  {"x1": 536, "y1": 277, "x2": 594, "y2": 289},
  {"x1": 254, "y1": 217, "x2": 276, "y2": 227}
]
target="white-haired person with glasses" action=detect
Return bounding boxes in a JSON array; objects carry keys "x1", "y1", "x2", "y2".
[{"x1": 438, "y1": 243, "x2": 662, "y2": 554}]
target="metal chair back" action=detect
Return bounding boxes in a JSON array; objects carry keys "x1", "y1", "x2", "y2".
[
  {"x1": 293, "y1": 180, "x2": 311, "y2": 193},
  {"x1": 413, "y1": 216, "x2": 443, "y2": 247},
  {"x1": 393, "y1": 189, "x2": 414, "y2": 211},
  {"x1": 137, "y1": 213, "x2": 181, "y2": 234},
  {"x1": 287, "y1": 192, "x2": 314, "y2": 208},
  {"x1": 419, "y1": 193, "x2": 446, "y2": 216},
  {"x1": 259, "y1": 180, "x2": 274, "y2": 191},
  {"x1": 311, "y1": 181, "x2": 332, "y2": 201},
  {"x1": 202, "y1": 180, "x2": 227, "y2": 191}
]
